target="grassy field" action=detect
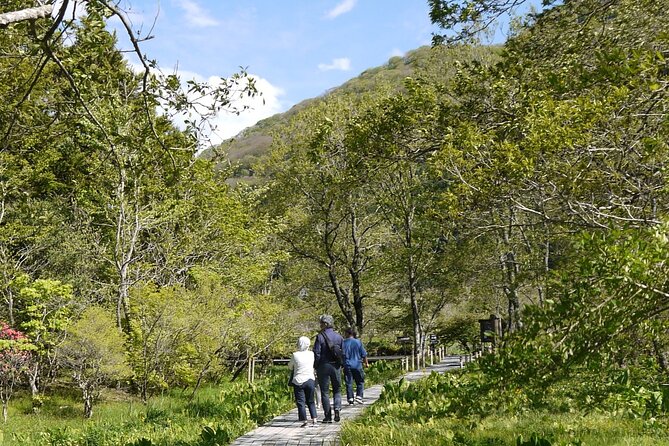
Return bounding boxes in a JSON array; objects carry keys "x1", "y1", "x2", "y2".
[
  {"x1": 341, "y1": 409, "x2": 669, "y2": 445},
  {"x1": 0, "y1": 366, "x2": 297, "y2": 446},
  {"x1": 0, "y1": 361, "x2": 403, "y2": 446},
  {"x1": 341, "y1": 366, "x2": 669, "y2": 446}
]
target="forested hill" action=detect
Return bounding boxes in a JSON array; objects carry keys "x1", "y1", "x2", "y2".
[{"x1": 200, "y1": 44, "x2": 496, "y2": 180}]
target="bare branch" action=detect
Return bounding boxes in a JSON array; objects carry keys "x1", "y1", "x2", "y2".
[{"x1": 0, "y1": 5, "x2": 53, "y2": 27}]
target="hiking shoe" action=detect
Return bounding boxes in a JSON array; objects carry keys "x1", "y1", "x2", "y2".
[
  {"x1": 348, "y1": 399, "x2": 354, "y2": 405},
  {"x1": 301, "y1": 421, "x2": 309, "y2": 427},
  {"x1": 334, "y1": 409, "x2": 340, "y2": 422},
  {"x1": 322, "y1": 417, "x2": 332, "y2": 423},
  {"x1": 308, "y1": 419, "x2": 318, "y2": 427},
  {"x1": 355, "y1": 396, "x2": 364, "y2": 404}
]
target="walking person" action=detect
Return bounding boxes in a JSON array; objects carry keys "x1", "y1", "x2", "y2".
[
  {"x1": 288, "y1": 336, "x2": 318, "y2": 427},
  {"x1": 313, "y1": 314, "x2": 345, "y2": 423},
  {"x1": 343, "y1": 326, "x2": 368, "y2": 404}
]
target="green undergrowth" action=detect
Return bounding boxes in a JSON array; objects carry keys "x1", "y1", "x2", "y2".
[
  {"x1": 0, "y1": 361, "x2": 402, "y2": 446},
  {"x1": 0, "y1": 368, "x2": 293, "y2": 446},
  {"x1": 365, "y1": 359, "x2": 403, "y2": 385},
  {"x1": 341, "y1": 368, "x2": 669, "y2": 446},
  {"x1": 342, "y1": 410, "x2": 669, "y2": 446}
]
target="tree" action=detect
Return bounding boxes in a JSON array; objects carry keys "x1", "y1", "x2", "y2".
[
  {"x1": 428, "y1": 0, "x2": 557, "y2": 44},
  {"x1": 0, "y1": 322, "x2": 32, "y2": 422},
  {"x1": 15, "y1": 277, "x2": 74, "y2": 402},
  {"x1": 58, "y1": 306, "x2": 129, "y2": 418},
  {"x1": 0, "y1": 0, "x2": 257, "y2": 147},
  {"x1": 262, "y1": 93, "x2": 388, "y2": 334},
  {"x1": 426, "y1": 0, "x2": 669, "y2": 394},
  {"x1": 348, "y1": 79, "x2": 447, "y2": 357}
]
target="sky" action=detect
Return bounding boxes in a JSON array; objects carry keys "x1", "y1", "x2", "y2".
[
  {"x1": 105, "y1": 1, "x2": 539, "y2": 146},
  {"x1": 105, "y1": 0, "x2": 440, "y2": 145}
]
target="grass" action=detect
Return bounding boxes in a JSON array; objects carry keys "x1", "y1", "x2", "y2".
[
  {"x1": 0, "y1": 361, "x2": 404, "y2": 446},
  {"x1": 0, "y1": 370, "x2": 294, "y2": 446},
  {"x1": 340, "y1": 364, "x2": 669, "y2": 446},
  {"x1": 341, "y1": 408, "x2": 669, "y2": 446}
]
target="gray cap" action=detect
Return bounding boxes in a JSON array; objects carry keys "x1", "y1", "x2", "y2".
[{"x1": 319, "y1": 314, "x2": 334, "y2": 328}]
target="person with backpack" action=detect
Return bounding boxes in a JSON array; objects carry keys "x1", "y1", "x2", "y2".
[
  {"x1": 343, "y1": 326, "x2": 368, "y2": 405},
  {"x1": 313, "y1": 314, "x2": 345, "y2": 423}
]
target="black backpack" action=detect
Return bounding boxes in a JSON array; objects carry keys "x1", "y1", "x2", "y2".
[{"x1": 320, "y1": 333, "x2": 344, "y2": 367}]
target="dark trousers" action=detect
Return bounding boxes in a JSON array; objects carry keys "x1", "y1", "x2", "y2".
[
  {"x1": 293, "y1": 378, "x2": 317, "y2": 421},
  {"x1": 316, "y1": 362, "x2": 342, "y2": 419},
  {"x1": 344, "y1": 366, "x2": 365, "y2": 401}
]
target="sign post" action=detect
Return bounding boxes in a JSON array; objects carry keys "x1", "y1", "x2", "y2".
[
  {"x1": 478, "y1": 314, "x2": 502, "y2": 352},
  {"x1": 396, "y1": 336, "x2": 412, "y2": 369}
]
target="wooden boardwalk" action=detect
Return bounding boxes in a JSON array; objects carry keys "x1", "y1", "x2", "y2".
[{"x1": 231, "y1": 356, "x2": 463, "y2": 446}]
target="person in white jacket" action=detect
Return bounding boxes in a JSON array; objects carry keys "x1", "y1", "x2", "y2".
[{"x1": 288, "y1": 336, "x2": 318, "y2": 427}]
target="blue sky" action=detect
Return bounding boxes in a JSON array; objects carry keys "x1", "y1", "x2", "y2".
[
  {"x1": 109, "y1": 1, "x2": 533, "y2": 144},
  {"x1": 106, "y1": 0, "x2": 438, "y2": 143}
]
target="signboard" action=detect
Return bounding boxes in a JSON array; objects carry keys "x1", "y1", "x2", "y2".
[
  {"x1": 479, "y1": 315, "x2": 502, "y2": 344},
  {"x1": 396, "y1": 336, "x2": 412, "y2": 344},
  {"x1": 429, "y1": 334, "x2": 438, "y2": 345}
]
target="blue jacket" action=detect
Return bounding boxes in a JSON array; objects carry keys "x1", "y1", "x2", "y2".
[
  {"x1": 343, "y1": 337, "x2": 367, "y2": 369},
  {"x1": 314, "y1": 327, "x2": 344, "y2": 367}
]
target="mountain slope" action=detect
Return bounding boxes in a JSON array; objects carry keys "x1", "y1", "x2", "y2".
[{"x1": 201, "y1": 44, "x2": 498, "y2": 180}]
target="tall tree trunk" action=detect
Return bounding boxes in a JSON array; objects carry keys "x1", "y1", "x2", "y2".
[
  {"x1": 328, "y1": 266, "x2": 355, "y2": 327},
  {"x1": 349, "y1": 208, "x2": 365, "y2": 334},
  {"x1": 502, "y1": 250, "x2": 520, "y2": 332},
  {"x1": 83, "y1": 389, "x2": 93, "y2": 419},
  {"x1": 405, "y1": 212, "x2": 423, "y2": 358},
  {"x1": 323, "y1": 213, "x2": 355, "y2": 328},
  {"x1": 408, "y1": 261, "x2": 423, "y2": 359},
  {"x1": 114, "y1": 167, "x2": 141, "y2": 332},
  {"x1": 654, "y1": 338, "x2": 669, "y2": 373},
  {"x1": 501, "y1": 209, "x2": 521, "y2": 333},
  {"x1": 28, "y1": 363, "x2": 39, "y2": 398}
]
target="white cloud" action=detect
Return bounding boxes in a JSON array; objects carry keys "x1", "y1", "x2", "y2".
[
  {"x1": 126, "y1": 62, "x2": 285, "y2": 146},
  {"x1": 326, "y1": 0, "x2": 357, "y2": 19},
  {"x1": 206, "y1": 75, "x2": 285, "y2": 143},
  {"x1": 390, "y1": 48, "x2": 405, "y2": 58},
  {"x1": 175, "y1": 0, "x2": 219, "y2": 27},
  {"x1": 168, "y1": 71, "x2": 285, "y2": 146},
  {"x1": 318, "y1": 57, "x2": 351, "y2": 72}
]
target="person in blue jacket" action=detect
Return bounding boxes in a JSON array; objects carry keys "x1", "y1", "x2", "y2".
[
  {"x1": 342, "y1": 326, "x2": 368, "y2": 405},
  {"x1": 313, "y1": 314, "x2": 345, "y2": 423}
]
